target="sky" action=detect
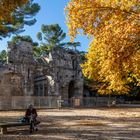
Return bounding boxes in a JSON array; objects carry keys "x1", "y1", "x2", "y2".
[{"x1": 0, "y1": 0, "x2": 90, "y2": 52}]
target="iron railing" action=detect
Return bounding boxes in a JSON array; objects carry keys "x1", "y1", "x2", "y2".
[{"x1": 0, "y1": 96, "x2": 116, "y2": 110}]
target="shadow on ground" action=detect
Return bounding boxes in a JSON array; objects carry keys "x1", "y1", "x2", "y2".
[{"x1": 0, "y1": 108, "x2": 140, "y2": 140}]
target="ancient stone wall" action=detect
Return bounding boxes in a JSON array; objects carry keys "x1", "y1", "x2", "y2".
[
  {"x1": 0, "y1": 68, "x2": 23, "y2": 96},
  {"x1": 6, "y1": 41, "x2": 35, "y2": 96},
  {"x1": 35, "y1": 48, "x2": 83, "y2": 100},
  {"x1": 0, "y1": 41, "x2": 83, "y2": 102}
]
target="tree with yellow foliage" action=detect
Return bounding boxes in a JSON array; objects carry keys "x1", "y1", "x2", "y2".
[
  {"x1": 0, "y1": 0, "x2": 27, "y2": 21},
  {"x1": 0, "y1": 0, "x2": 40, "y2": 39},
  {"x1": 65, "y1": 0, "x2": 140, "y2": 94}
]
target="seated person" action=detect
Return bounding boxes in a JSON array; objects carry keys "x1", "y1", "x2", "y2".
[
  {"x1": 25, "y1": 104, "x2": 37, "y2": 122},
  {"x1": 25, "y1": 104, "x2": 38, "y2": 131}
]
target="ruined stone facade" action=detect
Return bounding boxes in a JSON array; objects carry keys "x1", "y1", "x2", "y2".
[
  {"x1": 0, "y1": 41, "x2": 83, "y2": 101},
  {"x1": 34, "y1": 47, "x2": 83, "y2": 100}
]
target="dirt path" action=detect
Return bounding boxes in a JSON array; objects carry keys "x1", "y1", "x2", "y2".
[{"x1": 0, "y1": 107, "x2": 140, "y2": 140}]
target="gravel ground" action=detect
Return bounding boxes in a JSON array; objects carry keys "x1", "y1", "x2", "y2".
[{"x1": 0, "y1": 107, "x2": 140, "y2": 140}]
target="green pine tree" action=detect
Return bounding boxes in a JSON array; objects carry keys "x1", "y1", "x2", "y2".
[{"x1": 37, "y1": 24, "x2": 81, "y2": 55}]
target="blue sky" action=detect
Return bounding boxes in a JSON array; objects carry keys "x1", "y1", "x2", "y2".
[{"x1": 0, "y1": 0, "x2": 90, "y2": 51}]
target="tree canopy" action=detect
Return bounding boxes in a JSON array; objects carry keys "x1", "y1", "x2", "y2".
[
  {"x1": 0, "y1": 0, "x2": 40, "y2": 39},
  {"x1": 37, "y1": 24, "x2": 81, "y2": 55},
  {"x1": 10, "y1": 35, "x2": 33, "y2": 44},
  {"x1": 0, "y1": 50, "x2": 7, "y2": 61},
  {"x1": 65, "y1": 0, "x2": 140, "y2": 94}
]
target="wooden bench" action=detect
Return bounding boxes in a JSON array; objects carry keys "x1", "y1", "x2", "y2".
[{"x1": 0, "y1": 121, "x2": 40, "y2": 134}]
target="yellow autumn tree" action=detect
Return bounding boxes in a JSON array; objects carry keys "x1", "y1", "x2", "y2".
[
  {"x1": 0, "y1": 0, "x2": 40, "y2": 39},
  {"x1": 0, "y1": 0, "x2": 28, "y2": 34},
  {"x1": 65, "y1": 0, "x2": 140, "y2": 94},
  {"x1": 0, "y1": 0, "x2": 28, "y2": 27}
]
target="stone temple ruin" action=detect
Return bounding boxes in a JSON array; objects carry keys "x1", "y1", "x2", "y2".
[{"x1": 0, "y1": 41, "x2": 83, "y2": 107}]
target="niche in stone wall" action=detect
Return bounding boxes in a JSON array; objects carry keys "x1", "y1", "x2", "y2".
[{"x1": 68, "y1": 81, "x2": 75, "y2": 99}]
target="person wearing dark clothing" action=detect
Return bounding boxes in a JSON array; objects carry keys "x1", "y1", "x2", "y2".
[
  {"x1": 25, "y1": 104, "x2": 37, "y2": 122},
  {"x1": 25, "y1": 104, "x2": 38, "y2": 133}
]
